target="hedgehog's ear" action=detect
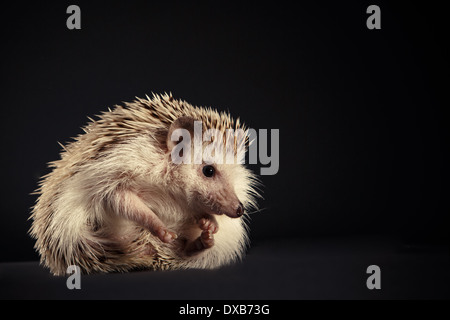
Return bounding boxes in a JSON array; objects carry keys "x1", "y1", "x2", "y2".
[{"x1": 166, "y1": 116, "x2": 196, "y2": 153}]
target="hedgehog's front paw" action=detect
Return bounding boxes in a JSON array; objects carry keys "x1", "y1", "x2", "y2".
[
  {"x1": 185, "y1": 230, "x2": 214, "y2": 255},
  {"x1": 185, "y1": 224, "x2": 216, "y2": 256},
  {"x1": 198, "y1": 216, "x2": 219, "y2": 234},
  {"x1": 156, "y1": 227, "x2": 178, "y2": 243},
  {"x1": 199, "y1": 229, "x2": 214, "y2": 249}
]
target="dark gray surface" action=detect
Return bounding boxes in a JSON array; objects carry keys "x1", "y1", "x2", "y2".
[{"x1": 1, "y1": 237, "x2": 449, "y2": 300}]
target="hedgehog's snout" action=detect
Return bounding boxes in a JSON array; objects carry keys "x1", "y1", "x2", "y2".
[
  {"x1": 221, "y1": 202, "x2": 244, "y2": 219},
  {"x1": 236, "y1": 202, "x2": 244, "y2": 217},
  {"x1": 215, "y1": 201, "x2": 244, "y2": 219}
]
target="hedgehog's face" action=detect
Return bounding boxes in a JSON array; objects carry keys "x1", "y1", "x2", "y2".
[
  {"x1": 166, "y1": 117, "x2": 247, "y2": 219},
  {"x1": 193, "y1": 162, "x2": 245, "y2": 218},
  {"x1": 171, "y1": 161, "x2": 246, "y2": 219}
]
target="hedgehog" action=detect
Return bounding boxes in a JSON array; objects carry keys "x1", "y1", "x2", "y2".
[{"x1": 29, "y1": 93, "x2": 261, "y2": 276}]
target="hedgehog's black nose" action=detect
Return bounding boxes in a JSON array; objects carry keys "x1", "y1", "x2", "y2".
[{"x1": 236, "y1": 202, "x2": 244, "y2": 217}]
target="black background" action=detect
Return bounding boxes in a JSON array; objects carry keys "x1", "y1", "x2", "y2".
[{"x1": 0, "y1": 0, "x2": 448, "y2": 282}]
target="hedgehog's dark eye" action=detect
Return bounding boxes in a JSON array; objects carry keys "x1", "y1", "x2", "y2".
[{"x1": 202, "y1": 165, "x2": 215, "y2": 178}]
